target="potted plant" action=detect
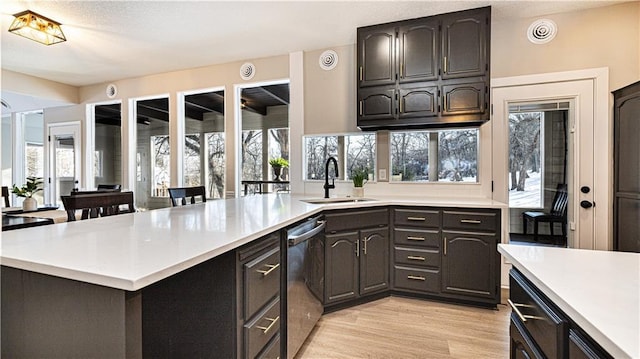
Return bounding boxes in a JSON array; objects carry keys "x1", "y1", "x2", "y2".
[
  {"x1": 12, "y1": 176, "x2": 43, "y2": 211},
  {"x1": 269, "y1": 157, "x2": 289, "y2": 181},
  {"x1": 351, "y1": 167, "x2": 368, "y2": 197}
]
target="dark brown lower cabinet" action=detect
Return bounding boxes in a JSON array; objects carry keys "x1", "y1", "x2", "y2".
[
  {"x1": 324, "y1": 208, "x2": 390, "y2": 306},
  {"x1": 1, "y1": 232, "x2": 283, "y2": 359},
  {"x1": 509, "y1": 269, "x2": 612, "y2": 359}
]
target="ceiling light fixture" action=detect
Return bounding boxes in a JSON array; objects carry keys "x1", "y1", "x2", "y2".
[{"x1": 8, "y1": 10, "x2": 66, "y2": 46}]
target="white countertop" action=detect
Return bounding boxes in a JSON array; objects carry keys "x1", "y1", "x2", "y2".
[
  {"x1": 1, "y1": 194, "x2": 505, "y2": 291},
  {"x1": 498, "y1": 244, "x2": 640, "y2": 359}
]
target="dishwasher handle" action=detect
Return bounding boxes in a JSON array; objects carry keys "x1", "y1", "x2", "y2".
[{"x1": 288, "y1": 220, "x2": 326, "y2": 246}]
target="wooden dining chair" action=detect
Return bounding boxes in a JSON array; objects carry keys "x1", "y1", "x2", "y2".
[
  {"x1": 168, "y1": 186, "x2": 206, "y2": 207},
  {"x1": 61, "y1": 191, "x2": 135, "y2": 221},
  {"x1": 523, "y1": 183, "x2": 568, "y2": 242},
  {"x1": 2, "y1": 186, "x2": 10, "y2": 207}
]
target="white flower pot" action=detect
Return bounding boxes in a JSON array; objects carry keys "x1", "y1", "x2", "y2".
[
  {"x1": 22, "y1": 197, "x2": 37, "y2": 211},
  {"x1": 353, "y1": 187, "x2": 364, "y2": 198}
]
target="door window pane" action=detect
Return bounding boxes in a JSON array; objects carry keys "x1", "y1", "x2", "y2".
[
  {"x1": 94, "y1": 104, "x2": 122, "y2": 188},
  {"x1": 508, "y1": 112, "x2": 543, "y2": 208},
  {"x1": 390, "y1": 129, "x2": 478, "y2": 182}
]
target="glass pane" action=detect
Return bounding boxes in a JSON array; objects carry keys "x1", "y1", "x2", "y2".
[
  {"x1": 508, "y1": 112, "x2": 543, "y2": 208},
  {"x1": 242, "y1": 130, "x2": 263, "y2": 181},
  {"x1": 135, "y1": 97, "x2": 170, "y2": 209},
  {"x1": 390, "y1": 129, "x2": 478, "y2": 182},
  {"x1": 345, "y1": 134, "x2": 376, "y2": 180},
  {"x1": 1, "y1": 116, "x2": 12, "y2": 187},
  {"x1": 94, "y1": 104, "x2": 122, "y2": 188},
  {"x1": 55, "y1": 135, "x2": 76, "y2": 199},
  {"x1": 183, "y1": 90, "x2": 225, "y2": 198},
  {"x1": 304, "y1": 136, "x2": 338, "y2": 180}
]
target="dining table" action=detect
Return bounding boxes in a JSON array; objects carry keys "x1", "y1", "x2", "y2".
[{"x1": 1, "y1": 206, "x2": 68, "y2": 231}]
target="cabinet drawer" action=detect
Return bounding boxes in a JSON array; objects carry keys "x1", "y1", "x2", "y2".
[
  {"x1": 325, "y1": 208, "x2": 389, "y2": 233},
  {"x1": 509, "y1": 269, "x2": 567, "y2": 359},
  {"x1": 244, "y1": 297, "x2": 280, "y2": 359},
  {"x1": 394, "y1": 228, "x2": 440, "y2": 247},
  {"x1": 394, "y1": 247, "x2": 440, "y2": 268},
  {"x1": 393, "y1": 266, "x2": 439, "y2": 293},
  {"x1": 257, "y1": 333, "x2": 280, "y2": 359},
  {"x1": 394, "y1": 208, "x2": 441, "y2": 228},
  {"x1": 244, "y1": 246, "x2": 281, "y2": 319},
  {"x1": 442, "y1": 209, "x2": 498, "y2": 232},
  {"x1": 510, "y1": 314, "x2": 544, "y2": 359}
]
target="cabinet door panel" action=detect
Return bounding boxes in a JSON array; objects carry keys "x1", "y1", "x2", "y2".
[
  {"x1": 569, "y1": 329, "x2": 612, "y2": 359},
  {"x1": 358, "y1": 27, "x2": 396, "y2": 87},
  {"x1": 325, "y1": 232, "x2": 359, "y2": 304},
  {"x1": 442, "y1": 82, "x2": 485, "y2": 116},
  {"x1": 510, "y1": 315, "x2": 544, "y2": 359},
  {"x1": 442, "y1": 12, "x2": 487, "y2": 79},
  {"x1": 244, "y1": 246, "x2": 281, "y2": 319},
  {"x1": 399, "y1": 84, "x2": 438, "y2": 119},
  {"x1": 360, "y1": 227, "x2": 389, "y2": 295},
  {"x1": 441, "y1": 231, "x2": 496, "y2": 299},
  {"x1": 399, "y1": 21, "x2": 438, "y2": 83},
  {"x1": 358, "y1": 86, "x2": 396, "y2": 122}
]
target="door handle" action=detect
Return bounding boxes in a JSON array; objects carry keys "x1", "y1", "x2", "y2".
[{"x1": 580, "y1": 200, "x2": 594, "y2": 209}]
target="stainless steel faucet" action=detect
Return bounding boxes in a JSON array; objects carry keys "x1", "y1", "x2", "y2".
[{"x1": 324, "y1": 156, "x2": 339, "y2": 198}]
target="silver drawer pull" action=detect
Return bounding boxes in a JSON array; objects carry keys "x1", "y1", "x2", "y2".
[
  {"x1": 255, "y1": 316, "x2": 279, "y2": 334},
  {"x1": 407, "y1": 216, "x2": 426, "y2": 221},
  {"x1": 407, "y1": 275, "x2": 426, "y2": 281},
  {"x1": 460, "y1": 219, "x2": 481, "y2": 224},
  {"x1": 407, "y1": 255, "x2": 426, "y2": 261},
  {"x1": 407, "y1": 236, "x2": 425, "y2": 241},
  {"x1": 507, "y1": 300, "x2": 543, "y2": 322},
  {"x1": 256, "y1": 263, "x2": 280, "y2": 277}
]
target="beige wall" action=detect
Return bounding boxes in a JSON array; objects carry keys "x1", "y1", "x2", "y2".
[
  {"x1": 6, "y1": 2, "x2": 639, "y2": 199},
  {"x1": 492, "y1": 2, "x2": 639, "y2": 90}
]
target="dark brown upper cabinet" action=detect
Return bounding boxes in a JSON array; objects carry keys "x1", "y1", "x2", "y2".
[{"x1": 357, "y1": 6, "x2": 490, "y2": 130}]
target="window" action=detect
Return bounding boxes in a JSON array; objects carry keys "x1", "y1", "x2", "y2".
[
  {"x1": 242, "y1": 130, "x2": 263, "y2": 181},
  {"x1": 205, "y1": 132, "x2": 225, "y2": 199},
  {"x1": 184, "y1": 134, "x2": 201, "y2": 187},
  {"x1": 303, "y1": 133, "x2": 376, "y2": 181},
  {"x1": 94, "y1": 150, "x2": 103, "y2": 178},
  {"x1": 26, "y1": 142, "x2": 44, "y2": 178},
  {"x1": 390, "y1": 129, "x2": 478, "y2": 182},
  {"x1": 151, "y1": 135, "x2": 170, "y2": 197},
  {"x1": 508, "y1": 112, "x2": 543, "y2": 208}
]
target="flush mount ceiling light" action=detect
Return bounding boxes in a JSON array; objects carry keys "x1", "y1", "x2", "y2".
[{"x1": 8, "y1": 10, "x2": 66, "y2": 45}]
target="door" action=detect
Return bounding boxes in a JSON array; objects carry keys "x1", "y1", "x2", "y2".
[
  {"x1": 359, "y1": 227, "x2": 389, "y2": 295},
  {"x1": 357, "y1": 26, "x2": 396, "y2": 88},
  {"x1": 48, "y1": 123, "x2": 81, "y2": 205},
  {"x1": 493, "y1": 77, "x2": 601, "y2": 250},
  {"x1": 441, "y1": 231, "x2": 497, "y2": 299},
  {"x1": 324, "y1": 231, "x2": 359, "y2": 304},
  {"x1": 398, "y1": 20, "x2": 439, "y2": 84},
  {"x1": 441, "y1": 10, "x2": 487, "y2": 79}
]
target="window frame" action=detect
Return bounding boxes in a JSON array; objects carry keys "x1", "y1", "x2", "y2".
[{"x1": 302, "y1": 132, "x2": 377, "y2": 182}]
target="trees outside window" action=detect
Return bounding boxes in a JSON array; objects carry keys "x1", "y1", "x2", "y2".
[
  {"x1": 303, "y1": 134, "x2": 376, "y2": 181},
  {"x1": 508, "y1": 112, "x2": 543, "y2": 208},
  {"x1": 390, "y1": 129, "x2": 478, "y2": 182},
  {"x1": 151, "y1": 135, "x2": 170, "y2": 197},
  {"x1": 206, "y1": 133, "x2": 225, "y2": 199},
  {"x1": 242, "y1": 130, "x2": 263, "y2": 181}
]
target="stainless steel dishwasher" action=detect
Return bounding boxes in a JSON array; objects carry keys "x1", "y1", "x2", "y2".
[{"x1": 286, "y1": 215, "x2": 325, "y2": 358}]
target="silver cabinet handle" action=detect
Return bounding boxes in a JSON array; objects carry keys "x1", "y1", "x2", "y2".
[
  {"x1": 407, "y1": 275, "x2": 426, "y2": 281},
  {"x1": 255, "y1": 316, "x2": 279, "y2": 334},
  {"x1": 443, "y1": 237, "x2": 447, "y2": 256},
  {"x1": 256, "y1": 263, "x2": 280, "y2": 277},
  {"x1": 507, "y1": 300, "x2": 542, "y2": 322},
  {"x1": 461, "y1": 219, "x2": 481, "y2": 224},
  {"x1": 362, "y1": 236, "x2": 370, "y2": 255},
  {"x1": 359, "y1": 66, "x2": 363, "y2": 81},
  {"x1": 356, "y1": 239, "x2": 360, "y2": 257},
  {"x1": 407, "y1": 236, "x2": 425, "y2": 241},
  {"x1": 407, "y1": 216, "x2": 426, "y2": 221},
  {"x1": 359, "y1": 101, "x2": 363, "y2": 116},
  {"x1": 443, "y1": 56, "x2": 447, "y2": 74},
  {"x1": 407, "y1": 255, "x2": 426, "y2": 261}
]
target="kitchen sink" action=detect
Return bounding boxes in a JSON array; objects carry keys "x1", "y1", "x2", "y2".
[{"x1": 302, "y1": 197, "x2": 376, "y2": 204}]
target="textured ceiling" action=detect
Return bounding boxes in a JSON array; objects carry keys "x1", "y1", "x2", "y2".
[{"x1": 0, "y1": 0, "x2": 629, "y2": 88}]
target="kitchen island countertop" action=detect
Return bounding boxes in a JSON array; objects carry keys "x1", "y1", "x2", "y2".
[
  {"x1": 498, "y1": 244, "x2": 639, "y2": 359},
  {"x1": 1, "y1": 194, "x2": 505, "y2": 291}
]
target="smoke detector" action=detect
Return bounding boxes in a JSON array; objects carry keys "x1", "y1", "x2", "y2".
[{"x1": 527, "y1": 19, "x2": 557, "y2": 44}]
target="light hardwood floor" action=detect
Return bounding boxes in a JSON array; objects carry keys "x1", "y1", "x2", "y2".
[{"x1": 296, "y1": 296, "x2": 511, "y2": 358}]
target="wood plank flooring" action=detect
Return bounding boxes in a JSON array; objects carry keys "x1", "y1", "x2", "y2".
[{"x1": 296, "y1": 296, "x2": 511, "y2": 358}]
